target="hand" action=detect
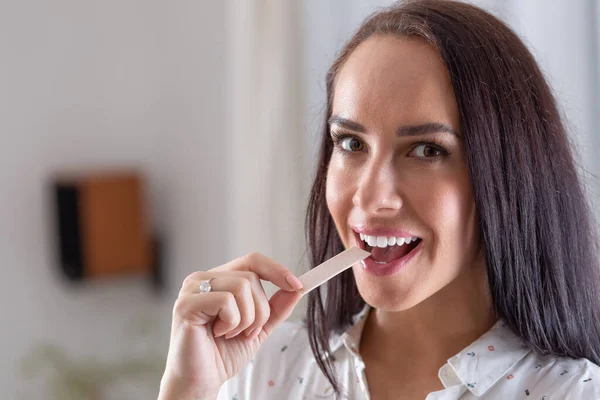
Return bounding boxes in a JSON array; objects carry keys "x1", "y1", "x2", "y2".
[{"x1": 158, "y1": 252, "x2": 304, "y2": 400}]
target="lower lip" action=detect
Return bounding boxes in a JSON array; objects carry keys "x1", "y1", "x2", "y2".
[{"x1": 357, "y1": 238, "x2": 423, "y2": 277}]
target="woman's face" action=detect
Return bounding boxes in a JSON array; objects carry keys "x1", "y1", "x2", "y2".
[{"x1": 326, "y1": 35, "x2": 483, "y2": 311}]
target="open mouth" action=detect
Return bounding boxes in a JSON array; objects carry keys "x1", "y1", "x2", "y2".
[{"x1": 355, "y1": 232, "x2": 422, "y2": 264}]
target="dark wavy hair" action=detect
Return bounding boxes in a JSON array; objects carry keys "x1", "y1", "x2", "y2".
[{"x1": 304, "y1": 0, "x2": 600, "y2": 398}]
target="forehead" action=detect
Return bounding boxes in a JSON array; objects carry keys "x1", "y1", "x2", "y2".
[{"x1": 332, "y1": 35, "x2": 459, "y2": 131}]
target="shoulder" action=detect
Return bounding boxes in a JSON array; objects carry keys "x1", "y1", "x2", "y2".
[
  {"x1": 518, "y1": 351, "x2": 600, "y2": 399},
  {"x1": 217, "y1": 320, "x2": 316, "y2": 399}
]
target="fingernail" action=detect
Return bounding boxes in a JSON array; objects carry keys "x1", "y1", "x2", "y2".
[
  {"x1": 285, "y1": 273, "x2": 303, "y2": 290},
  {"x1": 245, "y1": 328, "x2": 256, "y2": 337}
]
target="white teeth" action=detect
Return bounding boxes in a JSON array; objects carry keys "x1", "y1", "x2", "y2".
[
  {"x1": 366, "y1": 235, "x2": 378, "y2": 247},
  {"x1": 358, "y1": 234, "x2": 419, "y2": 248}
]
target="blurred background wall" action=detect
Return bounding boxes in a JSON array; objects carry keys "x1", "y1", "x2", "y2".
[
  {"x1": 1, "y1": 0, "x2": 598, "y2": 398},
  {"x1": 0, "y1": 1, "x2": 228, "y2": 398}
]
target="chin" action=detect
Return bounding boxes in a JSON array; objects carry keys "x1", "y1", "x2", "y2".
[
  {"x1": 352, "y1": 268, "x2": 423, "y2": 311},
  {"x1": 352, "y1": 263, "x2": 458, "y2": 312}
]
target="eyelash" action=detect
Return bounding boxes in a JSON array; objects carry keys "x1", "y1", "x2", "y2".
[{"x1": 330, "y1": 131, "x2": 450, "y2": 162}]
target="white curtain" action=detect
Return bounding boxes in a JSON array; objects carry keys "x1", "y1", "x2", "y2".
[{"x1": 226, "y1": 0, "x2": 310, "y2": 311}]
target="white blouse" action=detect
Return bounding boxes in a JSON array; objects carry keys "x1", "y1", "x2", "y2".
[{"x1": 217, "y1": 304, "x2": 600, "y2": 399}]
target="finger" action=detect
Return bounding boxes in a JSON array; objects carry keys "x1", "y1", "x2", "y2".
[
  {"x1": 223, "y1": 272, "x2": 270, "y2": 339},
  {"x1": 179, "y1": 274, "x2": 223, "y2": 294},
  {"x1": 173, "y1": 292, "x2": 241, "y2": 337},
  {"x1": 179, "y1": 271, "x2": 212, "y2": 295},
  {"x1": 214, "y1": 252, "x2": 304, "y2": 293},
  {"x1": 261, "y1": 288, "x2": 304, "y2": 337},
  {"x1": 179, "y1": 274, "x2": 269, "y2": 339},
  {"x1": 205, "y1": 277, "x2": 255, "y2": 339}
]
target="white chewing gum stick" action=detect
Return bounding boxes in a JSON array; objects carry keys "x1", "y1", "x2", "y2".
[{"x1": 297, "y1": 246, "x2": 371, "y2": 296}]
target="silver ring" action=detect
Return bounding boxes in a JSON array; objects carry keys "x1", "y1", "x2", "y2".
[{"x1": 199, "y1": 278, "x2": 214, "y2": 293}]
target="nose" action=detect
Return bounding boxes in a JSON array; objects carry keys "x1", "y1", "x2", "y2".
[{"x1": 352, "y1": 159, "x2": 403, "y2": 215}]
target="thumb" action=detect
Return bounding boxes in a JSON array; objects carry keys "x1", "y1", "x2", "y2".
[{"x1": 262, "y1": 289, "x2": 304, "y2": 336}]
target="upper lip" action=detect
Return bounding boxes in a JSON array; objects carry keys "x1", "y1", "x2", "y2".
[{"x1": 351, "y1": 224, "x2": 420, "y2": 239}]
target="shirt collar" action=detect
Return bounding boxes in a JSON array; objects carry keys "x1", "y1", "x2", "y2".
[
  {"x1": 322, "y1": 304, "x2": 532, "y2": 396},
  {"x1": 322, "y1": 303, "x2": 371, "y2": 362},
  {"x1": 444, "y1": 319, "x2": 532, "y2": 396}
]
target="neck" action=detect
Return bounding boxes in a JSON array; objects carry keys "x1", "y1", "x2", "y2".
[{"x1": 360, "y1": 264, "x2": 496, "y2": 373}]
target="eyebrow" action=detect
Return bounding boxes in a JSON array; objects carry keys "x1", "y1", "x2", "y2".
[{"x1": 328, "y1": 116, "x2": 459, "y2": 138}]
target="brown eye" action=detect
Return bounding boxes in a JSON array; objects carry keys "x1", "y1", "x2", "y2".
[
  {"x1": 412, "y1": 144, "x2": 443, "y2": 158},
  {"x1": 340, "y1": 137, "x2": 364, "y2": 152}
]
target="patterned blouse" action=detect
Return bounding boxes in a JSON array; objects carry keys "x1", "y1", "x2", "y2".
[{"x1": 217, "y1": 304, "x2": 600, "y2": 399}]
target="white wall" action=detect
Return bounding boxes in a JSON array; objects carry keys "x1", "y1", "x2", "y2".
[{"x1": 0, "y1": 1, "x2": 228, "y2": 398}]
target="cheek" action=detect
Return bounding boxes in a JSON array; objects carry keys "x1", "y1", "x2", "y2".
[{"x1": 419, "y1": 179, "x2": 478, "y2": 256}]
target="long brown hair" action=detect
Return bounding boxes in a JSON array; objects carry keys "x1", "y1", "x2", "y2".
[{"x1": 304, "y1": 1, "x2": 600, "y2": 398}]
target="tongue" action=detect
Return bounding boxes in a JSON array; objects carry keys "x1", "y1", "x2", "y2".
[{"x1": 370, "y1": 242, "x2": 416, "y2": 263}]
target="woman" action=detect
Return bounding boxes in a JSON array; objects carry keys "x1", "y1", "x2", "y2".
[{"x1": 158, "y1": 1, "x2": 600, "y2": 399}]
